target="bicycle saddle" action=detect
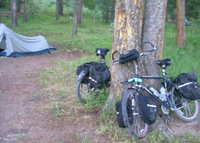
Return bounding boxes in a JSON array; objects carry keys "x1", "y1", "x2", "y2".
[
  {"x1": 95, "y1": 48, "x2": 109, "y2": 56},
  {"x1": 156, "y1": 58, "x2": 171, "y2": 68}
]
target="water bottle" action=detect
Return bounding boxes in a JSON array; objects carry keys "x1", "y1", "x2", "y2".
[
  {"x1": 149, "y1": 87, "x2": 160, "y2": 98},
  {"x1": 160, "y1": 86, "x2": 167, "y2": 101}
]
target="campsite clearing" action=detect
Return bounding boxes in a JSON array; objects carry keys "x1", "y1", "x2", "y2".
[{"x1": 0, "y1": 48, "x2": 200, "y2": 143}]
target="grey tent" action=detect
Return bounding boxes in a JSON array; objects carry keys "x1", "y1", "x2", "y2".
[{"x1": 0, "y1": 23, "x2": 55, "y2": 57}]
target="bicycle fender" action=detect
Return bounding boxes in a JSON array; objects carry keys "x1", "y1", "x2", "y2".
[{"x1": 77, "y1": 69, "x2": 89, "y2": 81}]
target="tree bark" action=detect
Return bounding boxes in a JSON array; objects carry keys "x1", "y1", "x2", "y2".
[
  {"x1": 23, "y1": 0, "x2": 28, "y2": 22},
  {"x1": 56, "y1": 0, "x2": 59, "y2": 20},
  {"x1": 11, "y1": 0, "x2": 18, "y2": 26},
  {"x1": 73, "y1": 0, "x2": 77, "y2": 35},
  {"x1": 111, "y1": 0, "x2": 115, "y2": 22},
  {"x1": 142, "y1": 0, "x2": 167, "y2": 88},
  {"x1": 17, "y1": 0, "x2": 21, "y2": 13},
  {"x1": 77, "y1": 0, "x2": 82, "y2": 25},
  {"x1": 176, "y1": 0, "x2": 186, "y2": 47},
  {"x1": 105, "y1": 6, "x2": 109, "y2": 24},
  {"x1": 59, "y1": 0, "x2": 64, "y2": 16},
  {"x1": 108, "y1": 0, "x2": 145, "y2": 103},
  {"x1": 142, "y1": 0, "x2": 168, "y2": 130}
]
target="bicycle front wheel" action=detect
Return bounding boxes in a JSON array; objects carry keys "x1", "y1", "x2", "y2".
[
  {"x1": 76, "y1": 72, "x2": 99, "y2": 103},
  {"x1": 172, "y1": 91, "x2": 199, "y2": 122},
  {"x1": 122, "y1": 89, "x2": 149, "y2": 138}
]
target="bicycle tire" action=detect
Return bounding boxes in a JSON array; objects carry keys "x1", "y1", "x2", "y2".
[
  {"x1": 76, "y1": 72, "x2": 99, "y2": 103},
  {"x1": 172, "y1": 90, "x2": 199, "y2": 122},
  {"x1": 122, "y1": 89, "x2": 149, "y2": 138}
]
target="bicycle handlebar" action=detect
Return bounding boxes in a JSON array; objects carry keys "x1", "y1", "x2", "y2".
[
  {"x1": 140, "y1": 41, "x2": 156, "y2": 56},
  {"x1": 112, "y1": 41, "x2": 157, "y2": 63}
]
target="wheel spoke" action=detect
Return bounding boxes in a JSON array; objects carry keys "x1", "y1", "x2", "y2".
[
  {"x1": 172, "y1": 89, "x2": 199, "y2": 122},
  {"x1": 122, "y1": 89, "x2": 148, "y2": 138}
]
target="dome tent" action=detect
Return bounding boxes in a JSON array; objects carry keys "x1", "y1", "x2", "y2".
[{"x1": 0, "y1": 23, "x2": 55, "y2": 57}]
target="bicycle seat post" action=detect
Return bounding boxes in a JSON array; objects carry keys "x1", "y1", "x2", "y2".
[{"x1": 134, "y1": 61, "x2": 138, "y2": 76}]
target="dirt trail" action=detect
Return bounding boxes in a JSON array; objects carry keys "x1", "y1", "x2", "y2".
[{"x1": 0, "y1": 50, "x2": 108, "y2": 143}]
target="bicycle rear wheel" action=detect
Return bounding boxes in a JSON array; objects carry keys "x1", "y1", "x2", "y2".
[
  {"x1": 172, "y1": 90, "x2": 199, "y2": 122},
  {"x1": 122, "y1": 89, "x2": 149, "y2": 138},
  {"x1": 76, "y1": 72, "x2": 99, "y2": 103}
]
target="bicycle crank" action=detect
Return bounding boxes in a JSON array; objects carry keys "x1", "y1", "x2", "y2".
[{"x1": 161, "y1": 104, "x2": 170, "y2": 114}]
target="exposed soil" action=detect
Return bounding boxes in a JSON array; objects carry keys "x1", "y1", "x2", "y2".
[
  {"x1": 0, "y1": 48, "x2": 108, "y2": 143},
  {"x1": 0, "y1": 47, "x2": 200, "y2": 143}
]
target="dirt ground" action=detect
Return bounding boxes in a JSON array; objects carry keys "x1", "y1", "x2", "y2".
[
  {"x1": 0, "y1": 49, "x2": 200, "y2": 143},
  {"x1": 0, "y1": 49, "x2": 108, "y2": 143}
]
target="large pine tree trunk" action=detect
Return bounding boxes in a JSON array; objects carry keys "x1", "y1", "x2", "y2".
[
  {"x1": 108, "y1": 0, "x2": 145, "y2": 103},
  {"x1": 142, "y1": 0, "x2": 167, "y2": 88},
  {"x1": 23, "y1": 0, "x2": 28, "y2": 22},
  {"x1": 142, "y1": 0, "x2": 168, "y2": 130},
  {"x1": 176, "y1": 0, "x2": 186, "y2": 47},
  {"x1": 11, "y1": 0, "x2": 18, "y2": 26},
  {"x1": 73, "y1": 0, "x2": 77, "y2": 35}
]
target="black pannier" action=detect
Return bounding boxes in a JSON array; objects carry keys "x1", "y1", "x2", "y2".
[
  {"x1": 76, "y1": 62, "x2": 95, "y2": 75},
  {"x1": 76, "y1": 62, "x2": 95, "y2": 84},
  {"x1": 89, "y1": 63, "x2": 110, "y2": 89},
  {"x1": 115, "y1": 99, "x2": 133, "y2": 128},
  {"x1": 76, "y1": 62, "x2": 110, "y2": 89},
  {"x1": 136, "y1": 93, "x2": 157, "y2": 125},
  {"x1": 119, "y1": 49, "x2": 140, "y2": 64},
  {"x1": 174, "y1": 72, "x2": 200, "y2": 100}
]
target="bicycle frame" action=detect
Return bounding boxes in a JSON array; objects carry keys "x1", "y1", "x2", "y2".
[{"x1": 129, "y1": 61, "x2": 175, "y2": 108}]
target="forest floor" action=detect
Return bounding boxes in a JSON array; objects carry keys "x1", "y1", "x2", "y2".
[{"x1": 0, "y1": 47, "x2": 200, "y2": 143}]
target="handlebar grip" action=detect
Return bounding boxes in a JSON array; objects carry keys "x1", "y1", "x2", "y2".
[{"x1": 143, "y1": 41, "x2": 155, "y2": 49}]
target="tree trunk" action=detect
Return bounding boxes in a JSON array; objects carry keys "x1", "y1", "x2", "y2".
[
  {"x1": 176, "y1": 0, "x2": 186, "y2": 47},
  {"x1": 77, "y1": 0, "x2": 82, "y2": 25},
  {"x1": 142, "y1": 0, "x2": 168, "y2": 130},
  {"x1": 108, "y1": 0, "x2": 170, "y2": 135},
  {"x1": 73, "y1": 0, "x2": 77, "y2": 35},
  {"x1": 108, "y1": 0, "x2": 145, "y2": 103},
  {"x1": 111, "y1": 0, "x2": 115, "y2": 22},
  {"x1": 56, "y1": 0, "x2": 59, "y2": 20},
  {"x1": 105, "y1": 6, "x2": 109, "y2": 24},
  {"x1": 11, "y1": 0, "x2": 18, "y2": 26},
  {"x1": 59, "y1": 0, "x2": 64, "y2": 16},
  {"x1": 23, "y1": 0, "x2": 27, "y2": 22},
  {"x1": 142, "y1": 0, "x2": 167, "y2": 88},
  {"x1": 17, "y1": 0, "x2": 21, "y2": 13}
]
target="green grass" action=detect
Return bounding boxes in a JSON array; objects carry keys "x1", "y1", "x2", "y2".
[
  {"x1": 0, "y1": 10, "x2": 112, "y2": 52},
  {"x1": 163, "y1": 22, "x2": 200, "y2": 79},
  {"x1": 1, "y1": 9, "x2": 200, "y2": 142}
]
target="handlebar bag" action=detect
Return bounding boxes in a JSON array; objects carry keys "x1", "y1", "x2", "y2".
[
  {"x1": 119, "y1": 49, "x2": 140, "y2": 64},
  {"x1": 136, "y1": 93, "x2": 157, "y2": 125},
  {"x1": 174, "y1": 72, "x2": 200, "y2": 100}
]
